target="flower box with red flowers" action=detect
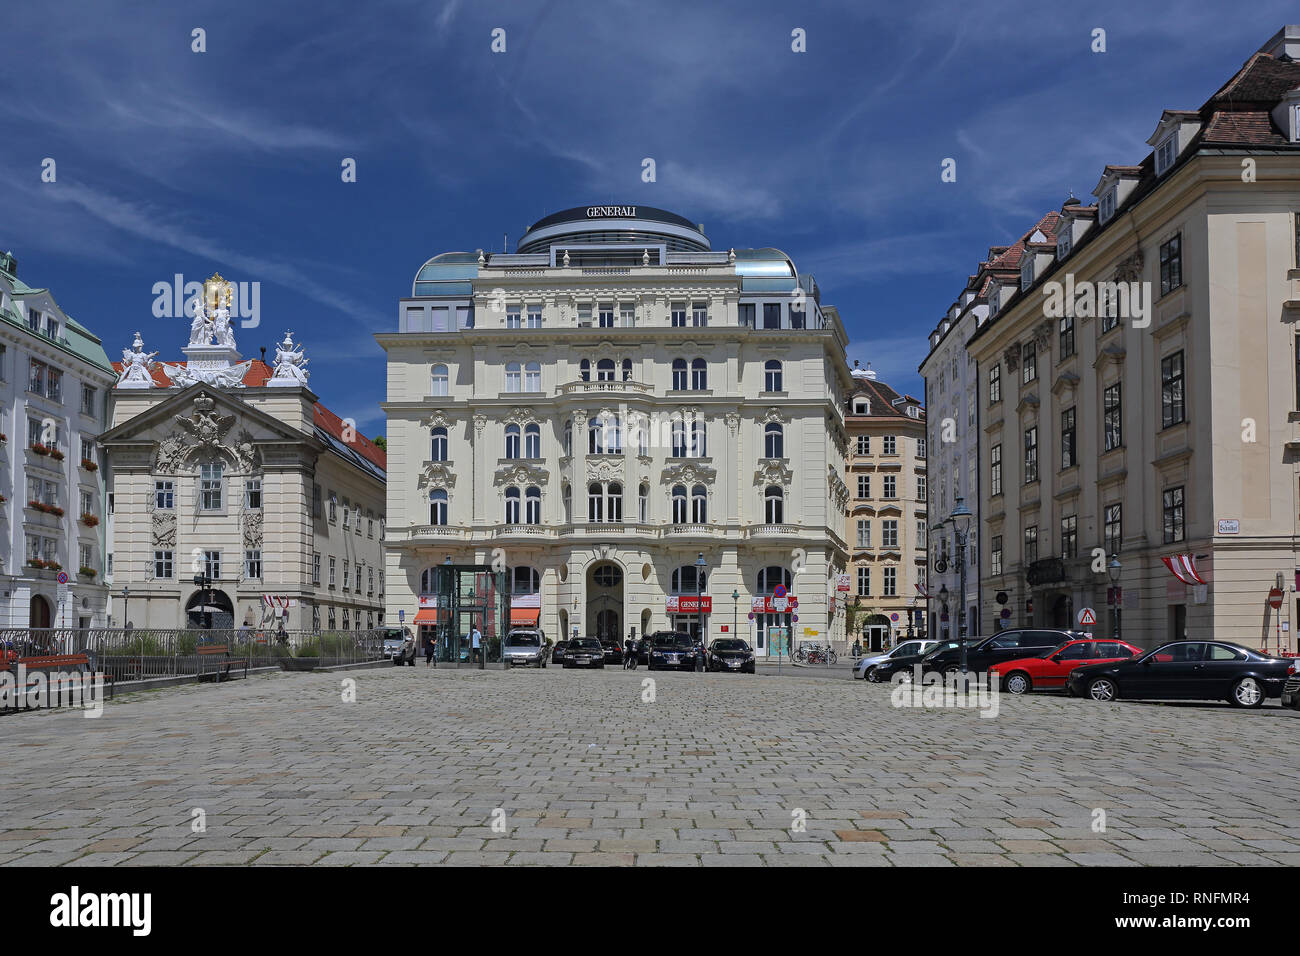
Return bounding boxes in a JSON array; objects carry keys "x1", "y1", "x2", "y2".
[
  {"x1": 78, "y1": 566, "x2": 97, "y2": 578},
  {"x1": 80, "y1": 513, "x2": 99, "y2": 527},
  {"x1": 49, "y1": 449, "x2": 65, "y2": 461},
  {"x1": 30, "y1": 443, "x2": 50, "y2": 456},
  {"x1": 80, "y1": 458, "x2": 98, "y2": 471}
]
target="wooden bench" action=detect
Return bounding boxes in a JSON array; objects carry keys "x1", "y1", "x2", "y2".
[
  {"x1": 196, "y1": 645, "x2": 248, "y2": 683},
  {"x1": 4, "y1": 653, "x2": 113, "y2": 709}
]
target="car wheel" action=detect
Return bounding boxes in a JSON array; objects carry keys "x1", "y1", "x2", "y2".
[
  {"x1": 1230, "y1": 676, "x2": 1264, "y2": 709},
  {"x1": 1003, "y1": 671, "x2": 1032, "y2": 695},
  {"x1": 1087, "y1": 677, "x2": 1118, "y2": 702},
  {"x1": 893, "y1": 669, "x2": 913, "y2": 685}
]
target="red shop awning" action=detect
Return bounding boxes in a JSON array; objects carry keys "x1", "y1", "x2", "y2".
[
  {"x1": 412, "y1": 608, "x2": 444, "y2": 625},
  {"x1": 510, "y1": 607, "x2": 541, "y2": 626}
]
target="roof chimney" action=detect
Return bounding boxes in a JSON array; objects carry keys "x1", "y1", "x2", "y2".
[
  {"x1": 1261, "y1": 25, "x2": 1300, "y2": 59},
  {"x1": 865, "y1": 363, "x2": 877, "y2": 381}
]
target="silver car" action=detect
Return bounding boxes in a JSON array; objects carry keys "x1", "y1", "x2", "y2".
[
  {"x1": 503, "y1": 629, "x2": 549, "y2": 668},
  {"x1": 853, "y1": 639, "x2": 938, "y2": 679}
]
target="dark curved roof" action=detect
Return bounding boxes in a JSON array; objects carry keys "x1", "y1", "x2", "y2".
[{"x1": 525, "y1": 205, "x2": 698, "y2": 232}]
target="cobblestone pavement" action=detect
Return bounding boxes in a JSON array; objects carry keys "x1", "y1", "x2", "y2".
[{"x1": 3, "y1": 666, "x2": 1300, "y2": 866}]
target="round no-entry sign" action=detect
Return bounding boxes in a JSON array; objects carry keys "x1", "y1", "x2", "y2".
[{"x1": 1269, "y1": 587, "x2": 1284, "y2": 610}]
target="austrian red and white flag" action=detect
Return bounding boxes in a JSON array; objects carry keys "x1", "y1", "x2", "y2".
[{"x1": 1162, "y1": 554, "x2": 1206, "y2": 585}]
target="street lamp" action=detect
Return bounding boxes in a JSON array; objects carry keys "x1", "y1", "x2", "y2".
[
  {"x1": 695, "y1": 552, "x2": 707, "y2": 664},
  {"x1": 121, "y1": 585, "x2": 130, "y2": 631},
  {"x1": 1107, "y1": 555, "x2": 1122, "y2": 640},
  {"x1": 946, "y1": 496, "x2": 973, "y2": 676},
  {"x1": 731, "y1": 589, "x2": 739, "y2": 645}
]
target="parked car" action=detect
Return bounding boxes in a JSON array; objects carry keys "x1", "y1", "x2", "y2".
[
  {"x1": 599, "y1": 638, "x2": 624, "y2": 665},
  {"x1": 706, "y1": 638, "x2": 755, "y2": 673},
  {"x1": 372, "y1": 627, "x2": 411, "y2": 661},
  {"x1": 1067, "y1": 640, "x2": 1295, "y2": 708},
  {"x1": 920, "y1": 629, "x2": 1085, "y2": 679},
  {"x1": 868, "y1": 639, "x2": 964, "y2": 683},
  {"x1": 1281, "y1": 669, "x2": 1300, "y2": 710},
  {"x1": 551, "y1": 640, "x2": 570, "y2": 666},
  {"x1": 647, "y1": 631, "x2": 697, "y2": 671},
  {"x1": 562, "y1": 637, "x2": 605, "y2": 669},
  {"x1": 853, "y1": 639, "x2": 938, "y2": 680},
  {"x1": 989, "y1": 638, "x2": 1143, "y2": 694},
  {"x1": 503, "y1": 629, "x2": 549, "y2": 668}
]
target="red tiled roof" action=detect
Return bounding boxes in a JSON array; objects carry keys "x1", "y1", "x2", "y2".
[
  {"x1": 1201, "y1": 109, "x2": 1290, "y2": 146},
  {"x1": 1207, "y1": 52, "x2": 1300, "y2": 108},
  {"x1": 109, "y1": 358, "x2": 386, "y2": 471},
  {"x1": 846, "y1": 375, "x2": 926, "y2": 422}
]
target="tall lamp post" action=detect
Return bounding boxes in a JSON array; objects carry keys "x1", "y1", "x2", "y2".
[
  {"x1": 695, "y1": 552, "x2": 707, "y2": 660},
  {"x1": 121, "y1": 585, "x2": 130, "y2": 631},
  {"x1": 946, "y1": 497, "x2": 973, "y2": 676},
  {"x1": 731, "y1": 589, "x2": 739, "y2": 644},
  {"x1": 1107, "y1": 555, "x2": 1122, "y2": 640}
]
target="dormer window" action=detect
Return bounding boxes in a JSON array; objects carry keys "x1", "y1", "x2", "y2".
[
  {"x1": 1155, "y1": 136, "x2": 1177, "y2": 175},
  {"x1": 1057, "y1": 230, "x2": 1072, "y2": 260},
  {"x1": 1020, "y1": 259, "x2": 1034, "y2": 291},
  {"x1": 1099, "y1": 187, "x2": 1116, "y2": 224}
]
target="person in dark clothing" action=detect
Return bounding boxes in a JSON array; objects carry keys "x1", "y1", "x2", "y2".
[{"x1": 424, "y1": 634, "x2": 435, "y2": 667}]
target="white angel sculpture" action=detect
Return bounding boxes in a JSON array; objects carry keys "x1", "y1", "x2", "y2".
[{"x1": 117, "y1": 333, "x2": 158, "y2": 388}]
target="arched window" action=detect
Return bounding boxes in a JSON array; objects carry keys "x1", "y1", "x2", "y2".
[
  {"x1": 588, "y1": 416, "x2": 606, "y2": 455},
  {"x1": 429, "y1": 489, "x2": 448, "y2": 525},
  {"x1": 764, "y1": 485, "x2": 784, "y2": 524},
  {"x1": 563, "y1": 482, "x2": 571, "y2": 523},
  {"x1": 579, "y1": 358, "x2": 591, "y2": 382},
  {"x1": 504, "y1": 486, "x2": 521, "y2": 524},
  {"x1": 671, "y1": 565, "x2": 707, "y2": 594},
  {"x1": 765, "y1": 360, "x2": 783, "y2": 392},
  {"x1": 691, "y1": 484, "x2": 707, "y2": 523},
  {"x1": 596, "y1": 358, "x2": 615, "y2": 382},
  {"x1": 638, "y1": 482, "x2": 649, "y2": 522},
  {"x1": 588, "y1": 482, "x2": 603, "y2": 522},
  {"x1": 524, "y1": 362, "x2": 541, "y2": 391},
  {"x1": 671, "y1": 358, "x2": 687, "y2": 390},
  {"x1": 509, "y1": 566, "x2": 540, "y2": 594},
  {"x1": 504, "y1": 423, "x2": 521, "y2": 459},
  {"x1": 671, "y1": 484, "x2": 687, "y2": 524},
  {"x1": 431, "y1": 364, "x2": 449, "y2": 396},
  {"x1": 757, "y1": 566, "x2": 792, "y2": 594},
  {"x1": 691, "y1": 358, "x2": 707, "y2": 390},
  {"x1": 622, "y1": 358, "x2": 632, "y2": 381},
  {"x1": 525, "y1": 486, "x2": 541, "y2": 524},
  {"x1": 608, "y1": 414, "x2": 622, "y2": 453},
  {"x1": 420, "y1": 567, "x2": 439, "y2": 594},
  {"x1": 524, "y1": 423, "x2": 540, "y2": 458},
  {"x1": 607, "y1": 482, "x2": 623, "y2": 522},
  {"x1": 671, "y1": 418, "x2": 686, "y2": 458},
  {"x1": 505, "y1": 362, "x2": 522, "y2": 391},
  {"x1": 430, "y1": 426, "x2": 448, "y2": 461},
  {"x1": 764, "y1": 422, "x2": 784, "y2": 458}
]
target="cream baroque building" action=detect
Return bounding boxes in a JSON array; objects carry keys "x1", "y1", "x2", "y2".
[
  {"x1": 100, "y1": 277, "x2": 387, "y2": 632},
  {"x1": 379, "y1": 206, "x2": 853, "y2": 655},
  {"x1": 967, "y1": 27, "x2": 1300, "y2": 649}
]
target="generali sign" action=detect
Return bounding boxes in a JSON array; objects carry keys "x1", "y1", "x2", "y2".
[
  {"x1": 752, "y1": 596, "x2": 798, "y2": 613},
  {"x1": 666, "y1": 596, "x2": 711, "y2": 613},
  {"x1": 586, "y1": 206, "x2": 637, "y2": 218}
]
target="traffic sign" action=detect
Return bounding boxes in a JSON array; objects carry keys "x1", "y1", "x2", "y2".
[
  {"x1": 398, "y1": 609, "x2": 405, "y2": 622},
  {"x1": 1077, "y1": 607, "x2": 1098, "y2": 626},
  {"x1": 56, "y1": 571, "x2": 69, "y2": 585},
  {"x1": 773, "y1": 584, "x2": 787, "y2": 599},
  {"x1": 1269, "y1": 587, "x2": 1284, "y2": 610}
]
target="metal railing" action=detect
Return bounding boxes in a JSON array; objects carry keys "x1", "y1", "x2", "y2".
[{"x1": 0, "y1": 628, "x2": 386, "y2": 683}]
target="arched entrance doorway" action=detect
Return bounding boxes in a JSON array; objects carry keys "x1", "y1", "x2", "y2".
[
  {"x1": 586, "y1": 561, "x2": 623, "y2": 641},
  {"x1": 863, "y1": 614, "x2": 891, "y2": 652},
  {"x1": 29, "y1": 594, "x2": 52, "y2": 629},
  {"x1": 186, "y1": 589, "x2": 234, "y2": 630}
]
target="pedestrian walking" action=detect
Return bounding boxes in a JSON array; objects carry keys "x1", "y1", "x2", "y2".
[
  {"x1": 424, "y1": 633, "x2": 435, "y2": 667},
  {"x1": 470, "y1": 625, "x2": 482, "y2": 663}
]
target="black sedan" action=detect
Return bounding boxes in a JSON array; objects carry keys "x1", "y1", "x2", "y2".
[
  {"x1": 599, "y1": 639, "x2": 624, "y2": 665},
  {"x1": 707, "y1": 638, "x2": 755, "y2": 673},
  {"x1": 1067, "y1": 640, "x2": 1295, "y2": 708},
  {"x1": 646, "y1": 632, "x2": 697, "y2": 671},
  {"x1": 920, "y1": 629, "x2": 1084, "y2": 679},
  {"x1": 869, "y1": 639, "x2": 965, "y2": 683},
  {"x1": 561, "y1": 637, "x2": 605, "y2": 669}
]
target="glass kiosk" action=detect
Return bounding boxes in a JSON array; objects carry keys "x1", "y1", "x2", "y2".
[{"x1": 433, "y1": 563, "x2": 511, "y2": 666}]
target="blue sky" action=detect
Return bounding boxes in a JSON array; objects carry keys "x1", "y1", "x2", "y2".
[{"x1": 0, "y1": 0, "x2": 1291, "y2": 436}]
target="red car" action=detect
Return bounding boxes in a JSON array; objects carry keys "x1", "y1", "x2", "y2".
[{"x1": 991, "y1": 638, "x2": 1143, "y2": 694}]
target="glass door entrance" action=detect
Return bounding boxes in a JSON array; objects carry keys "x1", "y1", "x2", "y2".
[{"x1": 433, "y1": 565, "x2": 510, "y2": 666}]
